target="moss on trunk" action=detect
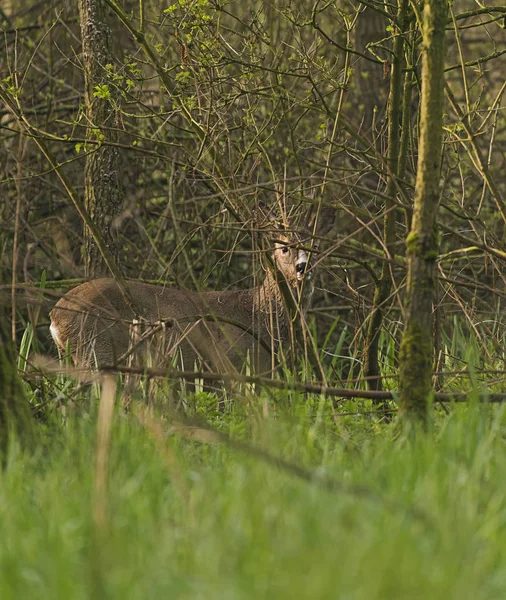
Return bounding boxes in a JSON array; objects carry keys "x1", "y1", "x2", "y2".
[{"x1": 398, "y1": 0, "x2": 448, "y2": 426}]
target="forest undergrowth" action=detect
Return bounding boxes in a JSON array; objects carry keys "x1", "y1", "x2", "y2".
[{"x1": 2, "y1": 323, "x2": 506, "y2": 600}]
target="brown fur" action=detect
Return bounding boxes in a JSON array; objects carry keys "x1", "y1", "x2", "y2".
[{"x1": 50, "y1": 233, "x2": 317, "y2": 377}]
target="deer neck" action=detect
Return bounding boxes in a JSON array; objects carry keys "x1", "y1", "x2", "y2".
[{"x1": 247, "y1": 270, "x2": 314, "y2": 344}]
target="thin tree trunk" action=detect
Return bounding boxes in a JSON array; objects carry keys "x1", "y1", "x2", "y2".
[
  {"x1": 398, "y1": 0, "x2": 448, "y2": 425},
  {"x1": 363, "y1": 0, "x2": 409, "y2": 391},
  {"x1": 79, "y1": 0, "x2": 124, "y2": 277},
  {"x1": 351, "y1": 6, "x2": 389, "y2": 133}
]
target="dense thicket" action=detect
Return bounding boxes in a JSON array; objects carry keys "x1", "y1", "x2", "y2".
[{"x1": 2, "y1": 0, "x2": 506, "y2": 417}]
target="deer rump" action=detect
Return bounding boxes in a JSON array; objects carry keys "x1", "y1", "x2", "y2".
[{"x1": 50, "y1": 278, "x2": 277, "y2": 377}]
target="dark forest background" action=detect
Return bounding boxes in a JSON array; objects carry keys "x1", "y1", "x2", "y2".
[{"x1": 3, "y1": 0, "x2": 506, "y2": 409}]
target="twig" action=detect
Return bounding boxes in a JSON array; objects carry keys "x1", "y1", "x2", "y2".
[{"x1": 88, "y1": 364, "x2": 506, "y2": 403}]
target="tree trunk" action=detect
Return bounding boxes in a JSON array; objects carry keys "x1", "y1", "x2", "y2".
[
  {"x1": 398, "y1": 0, "x2": 448, "y2": 425},
  {"x1": 351, "y1": 6, "x2": 389, "y2": 133},
  {"x1": 79, "y1": 0, "x2": 124, "y2": 277},
  {"x1": 363, "y1": 0, "x2": 409, "y2": 392}
]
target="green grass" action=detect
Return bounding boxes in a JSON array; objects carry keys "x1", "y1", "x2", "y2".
[{"x1": 2, "y1": 387, "x2": 506, "y2": 599}]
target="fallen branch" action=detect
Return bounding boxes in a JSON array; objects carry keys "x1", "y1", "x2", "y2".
[{"x1": 91, "y1": 364, "x2": 506, "y2": 403}]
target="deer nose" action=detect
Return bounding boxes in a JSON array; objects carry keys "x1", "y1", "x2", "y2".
[
  {"x1": 296, "y1": 261, "x2": 308, "y2": 275},
  {"x1": 296, "y1": 250, "x2": 310, "y2": 279}
]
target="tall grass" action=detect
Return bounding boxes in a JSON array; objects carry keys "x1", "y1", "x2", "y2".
[
  {"x1": 1, "y1": 385, "x2": 506, "y2": 599},
  {"x1": 7, "y1": 315, "x2": 506, "y2": 598}
]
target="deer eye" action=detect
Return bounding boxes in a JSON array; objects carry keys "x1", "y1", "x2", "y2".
[{"x1": 281, "y1": 246, "x2": 289, "y2": 254}]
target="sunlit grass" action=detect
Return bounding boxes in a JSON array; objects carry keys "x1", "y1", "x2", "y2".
[
  {"x1": 1, "y1": 382, "x2": 506, "y2": 599},
  {"x1": 6, "y1": 318, "x2": 506, "y2": 598}
]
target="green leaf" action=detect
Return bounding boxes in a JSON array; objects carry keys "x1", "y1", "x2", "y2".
[{"x1": 93, "y1": 84, "x2": 110, "y2": 100}]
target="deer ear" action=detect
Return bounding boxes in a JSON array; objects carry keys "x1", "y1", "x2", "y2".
[{"x1": 255, "y1": 202, "x2": 283, "y2": 229}]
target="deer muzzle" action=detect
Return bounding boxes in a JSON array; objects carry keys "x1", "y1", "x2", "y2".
[{"x1": 296, "y1": 250, "x2": 311, "y2": 281}]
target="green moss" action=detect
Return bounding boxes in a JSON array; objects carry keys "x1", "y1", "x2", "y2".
[
  {"x1": 405, "y1": 232, "x2": 420, "y2": 255},
  {"x1": 398, "y1": 322, "x2": 433, "y2": 427},
  {"x1": 405, "y1": 231, "x2": 439, "y2": 262},
  {"x1": 424, "y1": 249, "x2": 438, "y2": 261}
]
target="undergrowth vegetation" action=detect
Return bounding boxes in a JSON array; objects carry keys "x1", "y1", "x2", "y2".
[
  {"x1": 2, "y1": 385, "x2": 506, "y2": 599},
  {"x1": 2, "y1": 326, "x2": 505, "y2": 599}
]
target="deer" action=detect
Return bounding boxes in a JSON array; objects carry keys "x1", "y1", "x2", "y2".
[{"x1": 49, "y1": 204, "x2": 333, "y2": 380}]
